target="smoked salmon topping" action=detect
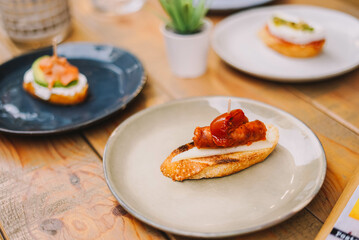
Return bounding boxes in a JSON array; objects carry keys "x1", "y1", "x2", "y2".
[{"x1": 39, "y1": 56, "x2": 79, "y2": 89}]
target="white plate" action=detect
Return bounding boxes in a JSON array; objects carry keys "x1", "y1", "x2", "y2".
[
  {"x1": 210, "y1": 0, "x2": 273, "y2": 11},
  {"x1": 212, "y1": 5, "x2": 359, "y2": 82},
  {"x1": 103, "y1": 96, "x2": 326, "y2": 238}
]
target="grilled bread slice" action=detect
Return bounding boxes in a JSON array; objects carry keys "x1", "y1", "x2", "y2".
[
  {"x1": 161, "y1": 124, "x2": 279, "y2": 181},
  {"x1": 23, "y1": 81, "x2": 88, "y2": 105},
  {"x1": 259, "y1": 26, "x2": 325, "y2": 58},
  {"x1": 23, "y1": 68, "x2": 88, "y2": 105}
]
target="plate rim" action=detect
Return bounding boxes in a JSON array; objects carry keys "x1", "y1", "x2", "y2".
[
  {"x1": 212, "y1": 4, "x2": 359, "y2": 82},
  {"x1": 0, "y1": 42, "x2": 147, "y2": 135},
  {"x1": 210, "y1": 0, "x2": 273, "y2": 11},
  {"x1": 103, "y1": 96, "x2": 327, "y2": 238}
]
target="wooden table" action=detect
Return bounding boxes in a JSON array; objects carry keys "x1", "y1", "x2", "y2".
[{"x1": 0, "y1": 0, "x2": 358, "y2": 239}]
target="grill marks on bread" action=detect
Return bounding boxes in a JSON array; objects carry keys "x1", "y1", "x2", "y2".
[{"x1": 160, "y1": 125, "x2": 279, "y2": 182}]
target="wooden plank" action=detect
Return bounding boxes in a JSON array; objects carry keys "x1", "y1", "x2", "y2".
[
  {"x1": 168, "y1": 209, "x2": 322, "y2": 240},
  {"x1": 290, "y1": 71, "x2": 359, "y2": 135},
  {"x1": 0, "y1": 133, "x2": 166, "y2": 240},
  {"x1": 0, "y1": 222, "x2": 9, "y2": 240}
]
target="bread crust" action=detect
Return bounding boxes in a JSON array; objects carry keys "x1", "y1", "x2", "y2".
[
  {"x1": 259, "y1": 26, "x2": 325, "y2": 58},
  {"x1": 23, "y1": 81, "x2": 88, "y2": 105},
  {"x1": 161, "y1": 125, "x2": 279, "y2": 181}
]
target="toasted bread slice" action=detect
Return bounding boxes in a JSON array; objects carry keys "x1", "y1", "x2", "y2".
[
  {"x1": 23, "y1": 81, "x2": 88, "y2": 105},
  {"x1": 161, "y1": 125, "x2": 279, "y2": 181},
  {"x1": 259, "y1": 26, "x2": 325, "y2": 58}
]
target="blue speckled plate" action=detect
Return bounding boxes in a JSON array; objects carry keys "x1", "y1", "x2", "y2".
[{"x1": 0, "y1": 42, "x2": 146, "y2": 135}]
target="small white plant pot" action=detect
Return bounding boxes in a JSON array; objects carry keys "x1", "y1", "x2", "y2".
[{"x1": 161, "y1": 19, "x2": 212, "y2": 78}]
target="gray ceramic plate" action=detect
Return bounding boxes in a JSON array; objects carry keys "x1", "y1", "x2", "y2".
[{"x1": 103, "y1": 96, "x2": 326, "y2": 238}]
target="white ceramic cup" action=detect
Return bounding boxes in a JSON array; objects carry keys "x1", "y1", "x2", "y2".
[{"x1": 161, "y1": 19, "x2": 212, "y2": 78}]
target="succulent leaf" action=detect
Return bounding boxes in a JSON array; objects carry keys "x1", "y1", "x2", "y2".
[{"x1": 159, "y1": 0, "x2": 209, "y2": 34}]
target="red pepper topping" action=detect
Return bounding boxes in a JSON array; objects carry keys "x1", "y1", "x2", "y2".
[{"x1": 210, "y1": 109, "x2": 248, "y2": 147}]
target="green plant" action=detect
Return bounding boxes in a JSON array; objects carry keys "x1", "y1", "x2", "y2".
[{"x1": 159, "y1": 0, "x2": 209, "y2": 34}]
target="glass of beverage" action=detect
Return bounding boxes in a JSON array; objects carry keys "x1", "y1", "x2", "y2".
[
  {"x1": 91, "y1": 0, "x2": 146, "y2": 15},
  {"x1": 0, "y1": 0, "x2": 71, "y2": 48}
]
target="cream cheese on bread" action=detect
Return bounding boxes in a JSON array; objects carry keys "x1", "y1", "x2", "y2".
[
  {"x1": 267, "y1": 13, "x2": 324, "y2": 45},
  {"x1": 172, "y1": 124, "x2": 277, "y2": 162},
  {"x1": 24, "y1": 69, "x2": 88, "y2": 100}
]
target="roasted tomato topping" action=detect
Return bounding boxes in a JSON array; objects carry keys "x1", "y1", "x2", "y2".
[
  {"x1": 209, "y1": 109, "x2": 248, "y2": 147},
  {"x1": 193, "y1": 109, "x2": 267, "y2": 148}
]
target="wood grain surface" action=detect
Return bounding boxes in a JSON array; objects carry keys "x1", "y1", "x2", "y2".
[
  {"x1": 0, "y1": 134, "x2": 166, "y2": 240},
  {"x1": 0, "y1": 0, "x2": 358, "y2": 239}
]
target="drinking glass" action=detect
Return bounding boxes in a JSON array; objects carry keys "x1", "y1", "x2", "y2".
[
  {"x1": 0, "y1": 0, "x2": 71, "y2": 48},
  {"x1": 91, "y1": 0, "x2": 146, "y2": 15}
]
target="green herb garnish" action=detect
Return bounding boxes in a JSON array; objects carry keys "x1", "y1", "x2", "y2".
[
  {"x1": 35, "y1": 79, "x2": 79, "y2": 88},
  {"x1": 273, "y1": 16, "x2": 314, "y2": 32}
]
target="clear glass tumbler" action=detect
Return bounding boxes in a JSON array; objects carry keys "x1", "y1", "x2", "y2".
[
  {"x1": 0, "y1": 0, "x2": 71, "y2": 48},
  {"x1": 91, "y1": 0, "x2": 146, "y2": 15}
]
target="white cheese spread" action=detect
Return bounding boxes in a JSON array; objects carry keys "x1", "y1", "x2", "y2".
[
  {"x1": 267, "y1": 13, "x2": 325, "y2": 45},
  {"x1": 24, "y1": 69, "x2": 88, "y2": 100}
]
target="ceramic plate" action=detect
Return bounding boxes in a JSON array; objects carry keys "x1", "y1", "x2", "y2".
[
  {"x1": 210, "y1": 0, "x2": 273, "y2": 11},
  {"x1": 103, "y1": 96, "x2": 326, "y2": 238},
  {"x1": 0, "y1": 42, "x2": 146, "y2": 135},
  {"x1": 212, "y1": 5, "x2": 359, "y2": 81}
]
